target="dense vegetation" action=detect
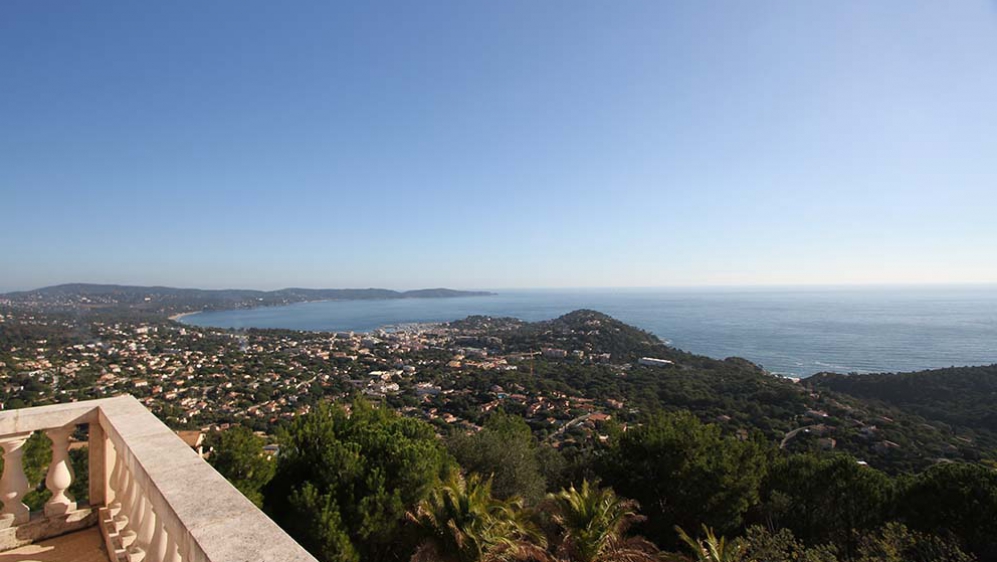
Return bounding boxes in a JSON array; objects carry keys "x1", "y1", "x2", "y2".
[
  {"x1": 261, "y1": 400, "x2": 454, "y2": 562},
  {"x1": 809, "y1": 366, "x2": 997, "y2": 451},
  {"x1": 209, "y1": 398, "x2": 997, "y2": 562}
]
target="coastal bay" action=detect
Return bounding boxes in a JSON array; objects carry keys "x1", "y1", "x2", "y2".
[{"x1": 180, "y1": 286, "x2": 997, "y2": 377}]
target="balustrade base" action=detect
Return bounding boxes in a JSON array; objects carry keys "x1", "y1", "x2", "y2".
[
  {"x1": 0, "y1": 505, "x2": 97, "y2": 552},
  {"x1": 45, "y1": 500, "x2": 79, "y2": 518},
  {"x1": 0, "y1": 512, "x2": 29, "y2": 530},
  {"x1": 98, "y1": 506, "x2": 129, "y2": 562}
]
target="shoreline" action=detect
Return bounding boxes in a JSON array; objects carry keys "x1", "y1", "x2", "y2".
[
  {"x1": 168, "y1": 311, "x2": 200, "y2": 322},
  {"x1": 164, "y1": 293, "x2": 496, "y2": 324},
  {"x1": 160, "y1": 290, "x2": 997, "y2": 377}
]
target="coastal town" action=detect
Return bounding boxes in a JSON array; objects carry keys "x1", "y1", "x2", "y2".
[
  {"x1": 0, "y1": 298, "x2": 982, "y2": 473},
  {"x1": 0, "y1": 306, "x2": 637, "y2": 447}
]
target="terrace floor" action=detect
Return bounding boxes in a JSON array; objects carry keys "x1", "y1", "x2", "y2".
[{"x1": 0, "y1": 527, "x2": 109, "y2": 562}]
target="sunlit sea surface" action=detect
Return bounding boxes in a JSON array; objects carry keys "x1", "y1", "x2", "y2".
[{"x1": 181, "y1": 286, "x2": 997, "y2": 377}]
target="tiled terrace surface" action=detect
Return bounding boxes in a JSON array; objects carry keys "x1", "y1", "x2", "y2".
[{"x1": 0, "y1": 527, "x2": 108, "y2": 562}]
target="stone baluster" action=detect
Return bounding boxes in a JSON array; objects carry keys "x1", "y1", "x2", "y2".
[
  {"x1": 148, "y1": 505, "x2": 169, "y2": 562},
  {"x1": 127, "y1": 485, "x2": 164, "y2": 562},
  {"x1": 184, "y1": 543, "x2": 208, "y2": 562},
  {"x1": 137, "y1": 493, "x2": 157, "y2": 549},
  {"x1": 164, "y1": 532, "x2": 183, "y2": 562},
  {"x1": 107, "y1": 443, "x2": 135, "y2": 559},
  {"x1": 119, "y1": 462, "x2": 140, "y2": 549},
  {"x1": 108, "y1": 442, "x2": 125, "y2": 518},
  {"x1": 44, "y1": 425, "x2": 77, "y2": 516},
  {"x1": 179, "y1": 533, "x2": 202, "y2": 562},
  {"x1": 0, "y1": 432, "x2": 33, "y2": 527},
  {"x1": 126, "y1": 489, "x2": 148, "y2": 562}
]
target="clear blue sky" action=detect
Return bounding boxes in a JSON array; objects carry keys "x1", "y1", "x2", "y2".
[{"x1": 2, "y1": 1, "x2": 996, "y2": 292}]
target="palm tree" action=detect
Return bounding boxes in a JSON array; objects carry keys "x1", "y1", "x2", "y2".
[
  {"x1": 675, "y1": 525, "x2": 742, "y2": 562},
  {"x1": 408, "y1": 472, "x2": 547, "y2": 562},
  {"x1": 544, "y1": 480, "x2": 659, "y2": 562}
]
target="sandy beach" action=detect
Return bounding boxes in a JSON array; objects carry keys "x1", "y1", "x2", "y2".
[{"x1": 168, "y1": 311, "x2": 199, "y2": 322}]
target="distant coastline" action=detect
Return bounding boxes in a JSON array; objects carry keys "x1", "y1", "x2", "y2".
[
  {"x1": 1, "y1": 283, "x2": 496, "y2": 320},
  {"x1": 168, "y1": 311, "x2": 200, "y2": 322},
  {"x1": 178, "y1": 286, "x2": 997, "y2": 377},
  {"x1": 176, "y1": 289, "x2": 498, "y2": 331},
  {"x1": 172, "y1": 291, "x2": 498, "y2": 324}
]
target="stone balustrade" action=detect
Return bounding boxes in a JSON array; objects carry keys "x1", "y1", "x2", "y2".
[{"x1": 0, "y1": 396, "x2": 318, "y2": 562}]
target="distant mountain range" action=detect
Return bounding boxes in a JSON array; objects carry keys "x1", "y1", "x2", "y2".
[{"x1": 0, "y1": 283, "x2": 495, "y2": 316}]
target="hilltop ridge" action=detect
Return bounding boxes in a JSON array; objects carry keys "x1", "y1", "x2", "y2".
[
  {"x1": 809, "y1": 365, "x2": 997, "y2": 446},
  {"x1": 442, "y1": 311, "x2": 996, "y2": 473},
  {"x1": 0, "y1": 283, "x2": 494, "y2": 316}
]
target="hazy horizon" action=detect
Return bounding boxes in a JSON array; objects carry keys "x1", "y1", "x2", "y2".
[
  {"x1": 3, "y1": 1, "x2": 996, "y2": 290},
  {"x1": 5, "y1": 279, "x2": 997, "y2": 295}
]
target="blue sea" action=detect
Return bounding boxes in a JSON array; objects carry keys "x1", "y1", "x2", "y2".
[{"x1": 181, "y1": 286, "x2": 997, "y2": 377}]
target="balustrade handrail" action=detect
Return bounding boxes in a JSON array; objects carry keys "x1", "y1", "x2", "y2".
[
  {"x1": 0, "y1": 396, "x2": 319, "y2": 562},
  {"x1": 0, "y1": 397, "x2": 109, "y2": 435}
]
